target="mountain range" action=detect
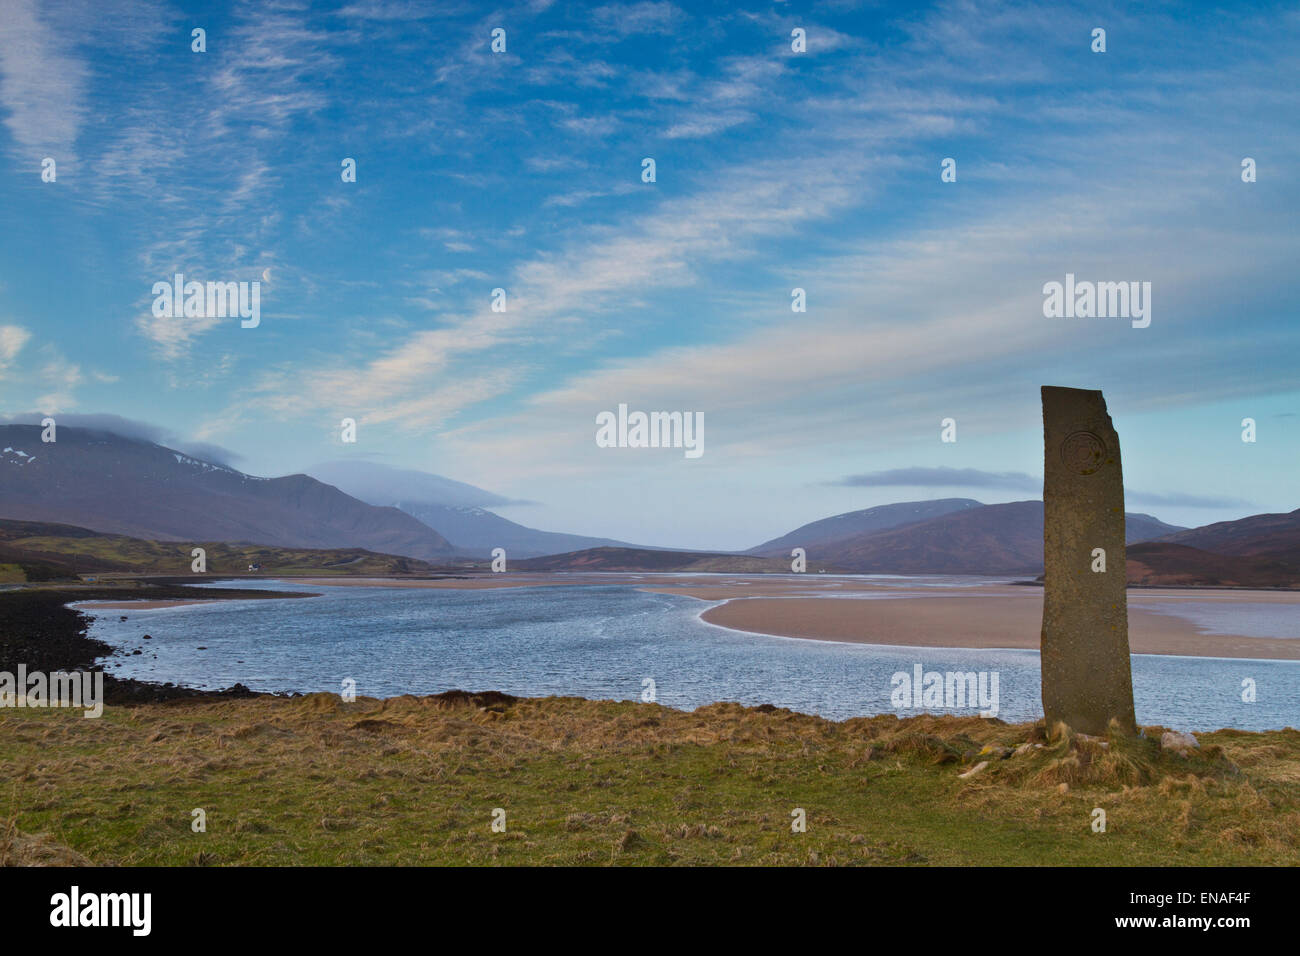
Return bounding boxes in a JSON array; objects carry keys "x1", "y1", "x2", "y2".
[
  {"x1": 748, "y1": 499, "x2": 1184, "y2": 574},
  {"x1": 511, "y1": 504, "x2": 1299, "y2": 586},
  {"x1": 520, "y1": 501, "x2": 1191, "y2": 576},
  {"x1": 307, "y1": 460, "x2": 641, "y2": 558},
  {"x1": 0, "y1": 425, "x2": 454, "y2": 560},
  {"x1": 1158, "y1": 510, "x2": 1300, "y2": 566},
  {"x1": 1, "y1": 423, "x2": 1296, "y2": 587},
  {"x1": 746, "y1": 498, "x2": 985, "y2": 555},
  {"x1": 0, "y1": 427, "x2": 648, "y2": 562}
]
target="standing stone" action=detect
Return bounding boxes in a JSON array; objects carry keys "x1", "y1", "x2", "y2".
[{"x1": 1040, "y1": 386, "x2": 1136, "y2": 735}]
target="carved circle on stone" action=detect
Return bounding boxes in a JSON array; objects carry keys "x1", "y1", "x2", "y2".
[{"x1": 1061, "y1": 430, "x2": 1107, "y2": 476}]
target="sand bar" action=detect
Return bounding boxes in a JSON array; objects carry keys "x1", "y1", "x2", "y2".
[
  {"x1": 74, "y1": 593, "x2": 314, "y2": 611},
  {"x1": 694, "y1": 591, "x2": 1300, "y2": 661},
  {"x1": 74, "y1": 599, "x2": 226, "y2": 610}
]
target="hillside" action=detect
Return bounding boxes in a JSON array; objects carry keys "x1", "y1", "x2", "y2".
[
  {"x1": 1157, "y1": 508, "x2": 1300, "y2": 565},
  {"x1": 808, "y1": 502, "x2": 1181, "y2": 574},
  {"x1": 517, "y1": 501, "x2": 1185, "y2": 575},
  {"x1": 309, "y1": 459, "x2": 642, "y2": 558},
  {"x1": 396, "y1": 501, "x2": 638, "y2": 559},
  {"x1": 515, "y1": 547, "x2": 801, "y2": 573},
  {"x1": 746, "y1": 498, "x2": 983, "y2": 555},
  {"x1": 0, "y1": 518, "x2": 450, "y2": 579},
  {"x1": 814, "y1": 500, "x2": 1043, "y2": 574},
  {"x1": 1126, "y1": 542, "x2": 1300, "y2": 588},
  {"x1": 0, "y1": 426, "x2": 455, "y2": 560}
]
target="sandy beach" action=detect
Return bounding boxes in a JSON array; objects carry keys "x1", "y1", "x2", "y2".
[
  {"x1": 74, "y1": 599, "x2": 229, "y2": 610},
  {"x1": 632, "y1": 577, "x2": 1300, "y2": 660},
  {"x1": 699, "y1": 593, "x2": 1300, "y2": 660},
  {"x1": 73, "y1": 592, "x2": 317, "y2": 611}
]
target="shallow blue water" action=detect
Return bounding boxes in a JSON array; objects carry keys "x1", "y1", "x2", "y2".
[
  {"x1": 1137, "y1": 599, "x2": 1300, "y2": 639},
  {"x1": 83, "y1": 580, "x2": 1299, "y2": 731}
]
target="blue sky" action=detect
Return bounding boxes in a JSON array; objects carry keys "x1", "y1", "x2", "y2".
[{"x1": 0, "y1": 0, "x2": 1297, "y2": 550}]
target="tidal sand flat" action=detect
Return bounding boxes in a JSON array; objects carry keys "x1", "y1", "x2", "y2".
[
  {"x1": 73, "y1": 599, "x2": 232, "y2": 611},
  {"x1": 694, "y1": 588, "x2": 1300, "y2": 661}
]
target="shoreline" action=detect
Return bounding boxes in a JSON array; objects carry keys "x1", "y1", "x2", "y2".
[
  {"x1": 692, "y1": 593, "x2": 1300, "y2": 661},
  {"x1": 0, "y1": 584, "x2": 316, "y2": 704},
  {"x1": 72, "y1": 598, "x2": 240, "y2": 610},
  {"x1": 7, "y1": 575, "x2": 1297, "y2": 715}
]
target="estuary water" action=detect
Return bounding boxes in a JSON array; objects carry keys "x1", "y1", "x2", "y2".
[{"x1": 82, "y1": 578, "x2": 1299, "y2": 731}]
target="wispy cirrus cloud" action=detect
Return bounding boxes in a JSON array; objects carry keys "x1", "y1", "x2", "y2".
[
  {"x1": 333, "y1": 0, "x2": 459, "y2": 20},
  {"x1": 0, "y1": 0, "x2": 89, "y2": 159},
  {"x1": 196, "y1": 143, "x2": 866, "y2": 441},
  {"x1": 0, "y1": 324, "x2": 30, "y2": 373},
  {"x1": 589, "y1": 1, "x2": 685, "y2": 36},
  {"x1": 3, "y1": 0, "x2": 1297, "y2": 547}
]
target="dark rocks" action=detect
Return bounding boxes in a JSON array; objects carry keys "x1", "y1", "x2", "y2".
[{"x1": 0, "y1": 584, "x2": 290, "y2": 707}]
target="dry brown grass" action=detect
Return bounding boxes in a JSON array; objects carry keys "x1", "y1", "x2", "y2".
[
  {"x1": 0, "y1": 817, "x2": 93, "y2": 866},
  {"x1": 1, "y1": 692, "x2": 1297, "y2": 866}
]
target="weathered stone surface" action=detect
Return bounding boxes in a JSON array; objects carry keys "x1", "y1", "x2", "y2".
[{"x1": 1040, "y1": 386, "x2": 1137, "y2": 735}]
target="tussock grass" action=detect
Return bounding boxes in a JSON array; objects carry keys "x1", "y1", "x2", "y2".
[
  {"x1": 1, "y1": 814, "x2": 94, "y2": 866},
  {"x1": 1, "y1": 693, "x2": 1297, "y2": 866}
]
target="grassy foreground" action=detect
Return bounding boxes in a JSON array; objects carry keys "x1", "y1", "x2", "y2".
[{"x1": 2, "y1": 692, "x2": 1297, "y2": 866}]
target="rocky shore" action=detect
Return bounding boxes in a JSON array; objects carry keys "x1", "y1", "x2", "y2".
[{"x1": 0, "y1": 583, "x2": 316, "y2": 704}]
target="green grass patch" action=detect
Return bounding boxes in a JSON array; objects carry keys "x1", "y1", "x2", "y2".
[{"x1": 2, "y1": 695, "x2": 1296, "y2": 866}]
